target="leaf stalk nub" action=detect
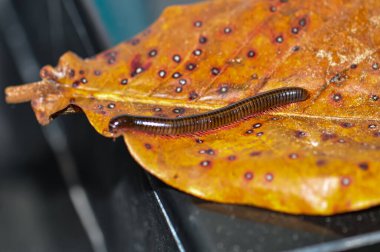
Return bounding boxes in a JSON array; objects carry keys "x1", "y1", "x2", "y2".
[{"x1": 5, "y1": 81, "x2": 54, "y2": 104}]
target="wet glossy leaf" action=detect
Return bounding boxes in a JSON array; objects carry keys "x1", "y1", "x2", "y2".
[{"x1": 5, "y1": 0, "x2": 380, "y2": 215}]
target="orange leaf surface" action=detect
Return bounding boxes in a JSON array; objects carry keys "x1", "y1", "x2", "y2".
[{"x1": 4, "y1": 0, "x2": 380, "y2": 215}]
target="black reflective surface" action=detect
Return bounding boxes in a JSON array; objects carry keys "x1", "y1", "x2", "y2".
[{"x1": 1, "y1": 1, "x2": 380, "y2": 252}]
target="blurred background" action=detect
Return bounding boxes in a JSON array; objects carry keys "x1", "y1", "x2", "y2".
[{"x1": 1, "y1": 0, "x2": 380, "y2": 251}]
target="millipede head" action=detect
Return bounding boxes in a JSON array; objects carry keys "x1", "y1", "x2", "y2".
[{"x1": 109, "y1": 115, "x2": 133, "y2": 133}]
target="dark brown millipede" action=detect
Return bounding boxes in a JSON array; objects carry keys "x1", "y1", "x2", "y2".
[{"x1": 109, "y1": 87, "x2": 309, "y2": 135}]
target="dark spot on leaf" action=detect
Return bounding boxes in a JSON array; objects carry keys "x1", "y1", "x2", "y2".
[
  {"x1": 148, "y1": 49, "x2": 158, "y2": 57},
  {"x1": 299, "y1": 18, "x2": 307, "y2": 27},
  {"x1": 68, "y1": 69, "x2": 75, "y2": 78},
  {"x1": 224, "y1": 27, "x2": 232, "y2": 34},
  {"x1": 153, "y1": 107, "x2": 162, "y2": 112},
  {"x1": 94, "y1": 70, "x2": 102, "y2": 76},
  {"x1": 373, "y1": 132, "x2": 380, "y2": 137},
  {"x1": 120, "y1": 79, "x2": 128, "y2": 85},
  {"x1": 211, "y1": 67, "x2": 220, "y2": 75},
  {"x1": 244, "y1": 171, "x2": 253, "y2": 181},
  {"x1": 173, "y1": 54, "x2": 181, "y2": 63},
  {"x1": 172, "y1": 72, "x2": 182, "y2": 79},
  {"x1": 275, "y1": 35, "x2": 284, "y2": 43},
  {"x1": 372, "y1": 63, "x2": 379, "y2": 70},
  {"x1": 295, "y1": 130, "x2": 306, "y2": 138},
  {"x1": 289, "y1": 153, "x2": 299, "y2": 159},
  {"x1": 131, "y1": 67, "x2": 144, "y2": 77},
  {"x1": 173, "y1": 108, "x2": 185, "y2": 114},
  {"x1": 194, "y1": 20, "x2": 202, "y2": 27},
  {"x1": 108, "y1": 57, "x2": 116, "y2": 65},
  {"x1": 189, "y1": 91, "x2": 199, "y2": 100},
  {"x1": 175, "y1": 87, "x2": 182, "y2": 93},
  {"x1": 144, "y1": 143, "x2": 152, "y2": 150},
  {"x1": 358, "y1": 162, "x2": 369, "y2": 171},
  {"x1": 179, "y1": 79, "x2": 187, "y2": 85},
  {"x1": 256, "y1": 132, "x2": 264, "y2": 137},
  {"x1": 199, "y1": 149, "x2": 215, "y2": 155},
  {"x1": 247, "y1": 50, "x2": 256, "y2": 58},
  {"x1": 207, "y1": 150, "x2": 216, "y2": 156},
  {"x1": 246, "y1": 129, "x2": 253, "y2": 134},
  {"x1": 130, "y1": 54, "x2": 145, "y2": 77},
  {"x1": 341, "y1": 177, "x2": 351, "y2": 187},
  {"x1": 251, "y1": 73, "x2": 259, "y2": 79},
  {"x1": 269, "y1": 6, "x2": 277, "y2": 12},
  {"x1": 250, "y1": 151, "x2": 261, "y2": 156},
  {"x1": 80, "y1": 77, "x2": 88, "y2": 84},
  {"x1": 193, "y1": 49, "x2": 202, "y2": 56},
  {"x1": 195, "y1": 139, "x2": 204, "y2": 144},
  {"x1": 136, "y1": 67, "x2": 144, "y2": 74},
  {"x1": 253, "y1": 123, "x2": 262, "y2": 128},
  {"x1": 371, "y1": 95, "x2": 379, "y2": 101},
  {"x1": 130, "y1": 38, "x2": 140, "y2": 45},
  {"x1": 291, "y1": 27, "x2": 299, "y2": 34},
  {"x1": 200, "y1": 160, "x2": 211, "y2": 167},
  {"x1": 368, "y1": 124, "x2": 377, "y2": 129},
  {"x1": 107, "y1": 103, "x2": 115, "y2": 109},
  {"x1": 158, "y1": 70, "x2": 166, "y2": 78},
  {"x1": 332, "y1": 93, "x2": 342, "y2": 102},
  {"x1": 228, "y1": 155, "x2": 236, "y2": 161},
  {"x1": 219, "y1": 85, "x2": 229, "y2": 94},
  {"x1": 341, "y1": 122, "x2": 353, "y2": 128},
  {"x1": 199, "y1": 36, "x2": 207, "y2": 44},
  {"x1": 350, "y1": 64, "x2": 358, "y2": 69},
  {"x1": 186, "y1": 63, "x2": 197, "y2": 71},
  {"x1": 265, "y1": 173, "x2": 274, "y2": 182},
  {"x1": 321, "y1": 132, "x2": 337, "y2": 141},
  {"x1": 72, "y1": 81, "x2": 80, "y2": 88},
  {"x1": 292, "y1": 46, "x2": 300, "y2": 52},
  {"x1": 316, "y1": 159, "x2": 327, "y2": 167}
]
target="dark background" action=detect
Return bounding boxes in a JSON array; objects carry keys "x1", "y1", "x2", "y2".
[{"x1": 1, "y1": 0, "x2": 380, "y2": 251}]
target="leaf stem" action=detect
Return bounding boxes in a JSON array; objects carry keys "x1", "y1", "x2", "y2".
[{"x1": 5, "y1": 81, "x2": 55, "y2": 104}]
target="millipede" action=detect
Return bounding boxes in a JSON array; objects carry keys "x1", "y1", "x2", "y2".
[{"x1": 109, "y1": 87, "x2": 309, "y2": 135}]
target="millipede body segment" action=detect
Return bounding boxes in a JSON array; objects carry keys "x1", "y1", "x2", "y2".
[{"x1": 109, "y1": 87, "x2": 309, "y2": 135}]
